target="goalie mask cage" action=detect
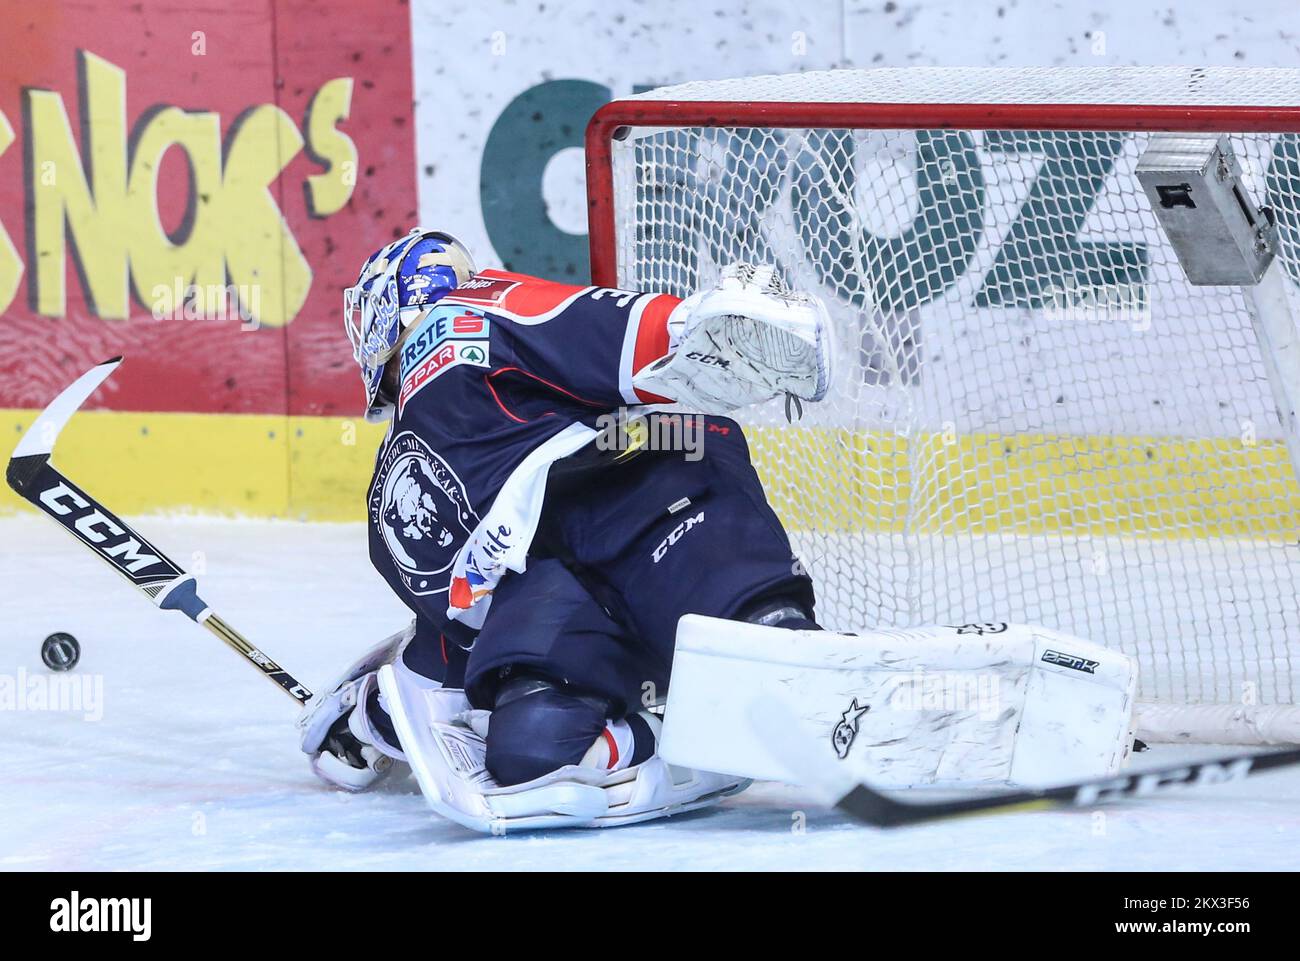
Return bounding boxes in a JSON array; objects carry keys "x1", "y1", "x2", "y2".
[{"x1": 586, "y1": 67, "x2": 1300, "y2": 745}]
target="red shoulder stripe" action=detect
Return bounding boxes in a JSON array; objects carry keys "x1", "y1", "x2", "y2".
[{"x1": 632, "y1": 293, "x2": 678, "y2": 404}]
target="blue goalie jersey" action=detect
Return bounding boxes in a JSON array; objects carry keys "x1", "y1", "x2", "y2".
[{"x1": 365, "y1": 268, "x2": 681, "y2": 641}]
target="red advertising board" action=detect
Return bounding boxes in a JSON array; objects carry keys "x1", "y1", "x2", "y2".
[{"x1": 0, "y1": 0, "x2": 417, "y2": 417}]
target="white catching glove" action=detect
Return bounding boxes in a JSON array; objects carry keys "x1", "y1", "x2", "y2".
[
  {"x1": 298, "y1": 625, "x2": 412, "y2": 792},
  {"x1": 632, "y1": 263, "x2": 834, "y2": 415}
]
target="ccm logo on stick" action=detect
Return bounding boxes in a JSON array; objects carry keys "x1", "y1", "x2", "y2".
[{"x1": 38, "y1": 482, "x2": 164, "y2": 574}]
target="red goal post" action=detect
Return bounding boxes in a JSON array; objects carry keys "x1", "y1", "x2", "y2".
[{"x1": 589, "y1": 99, "x2": 1300, "y2": 288}]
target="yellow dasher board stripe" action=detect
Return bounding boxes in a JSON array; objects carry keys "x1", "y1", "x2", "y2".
[
  {"x1": 747, "y1": 425, "x2": 1300, "y2": 539},
  {"x1": 1, "y1": 408, "x2": 387, "y2": 520},
  {"x1": 3, "y1": 408, "x2": 1298, "y2": 536}
]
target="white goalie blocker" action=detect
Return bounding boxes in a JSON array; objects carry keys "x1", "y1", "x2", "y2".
[{"x1": 660, "y1": 616, "x2": 1138, "y2": 789}]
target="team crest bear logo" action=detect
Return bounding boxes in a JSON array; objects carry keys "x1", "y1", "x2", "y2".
[
  {"x1": 370, "y1": 432, "x2": 478, "y2": 595},
  {"x1": 383, "y1": 460, "x2": 457, "y2": 550}
]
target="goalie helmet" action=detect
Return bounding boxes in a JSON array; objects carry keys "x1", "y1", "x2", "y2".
[{"x1": 344, "y1": 228, "x2": 476, "y2": 421}]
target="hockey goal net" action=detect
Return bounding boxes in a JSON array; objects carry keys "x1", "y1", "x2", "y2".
[{"x1": 586, "y1": 67, "x2": 1300, "y2": 744}]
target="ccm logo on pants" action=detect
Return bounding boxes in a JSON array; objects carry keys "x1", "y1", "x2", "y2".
[{"x1": 652, "y1": 511, "x2": 705, "y2": 564}]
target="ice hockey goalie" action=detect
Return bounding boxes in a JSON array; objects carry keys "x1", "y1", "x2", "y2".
[
  {"x1": 291, "y1": 228, "x2": 831, "y2": 831},
  {"x1": 297, "y1": 228, "x2": 1136, "y2": 834}
]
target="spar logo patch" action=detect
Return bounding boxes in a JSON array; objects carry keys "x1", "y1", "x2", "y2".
[
  {"x1": 397, "y1": 307, "x2": 491, "y2": 414},
  {"x1": 369, "y1": 432, "x2": 478, "y2": 596}
]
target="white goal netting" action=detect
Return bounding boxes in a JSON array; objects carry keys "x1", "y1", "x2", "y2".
[{"x1": 597, "y1": 67, "x2": 1300, "y2": 741}]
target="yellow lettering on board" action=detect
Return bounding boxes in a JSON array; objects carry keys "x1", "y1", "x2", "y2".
[
  {"x1": 211, "y1": 103, "x2": 310, "y2": 327},
  {"x1": 0, "y1": 110, "x2": 21, "y2": 312},
  {"x1": 28, "y1": 51, "x2": 129, "y2": 318},
  {"x1": 125, "y1": 106, "x2": 225, "y2": 317},
  {"x1": 304, "y1": 77, "x2": 358, "y2": 218},
  {"x1": 23, "y1": 54, "x2": 348, "y2": 328}
]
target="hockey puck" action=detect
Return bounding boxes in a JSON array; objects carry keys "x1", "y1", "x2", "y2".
[{"x1": 41, "y1": 632, "x2": 80, "y2": 671}]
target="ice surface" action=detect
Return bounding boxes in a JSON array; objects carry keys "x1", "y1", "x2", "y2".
[{"x1": 1, "y1": 515, "x2": 1296, "y2": 871}]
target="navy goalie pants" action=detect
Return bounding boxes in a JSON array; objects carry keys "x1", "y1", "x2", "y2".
[{"x1": 388, "y1": 416, "x2": 814, "y2": 782}]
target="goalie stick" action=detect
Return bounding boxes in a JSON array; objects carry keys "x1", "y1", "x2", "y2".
[
  {"x1": 6, "y1": 357, "x2": 312, "y2": 705},
  {"x1": 752, "y1": 699, "x2": 1300, "y2": 828}
]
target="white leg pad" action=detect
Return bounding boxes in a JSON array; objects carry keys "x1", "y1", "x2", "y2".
[{"x1": 660, "y1": 615, "x2": 1137, "y2": 789}]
